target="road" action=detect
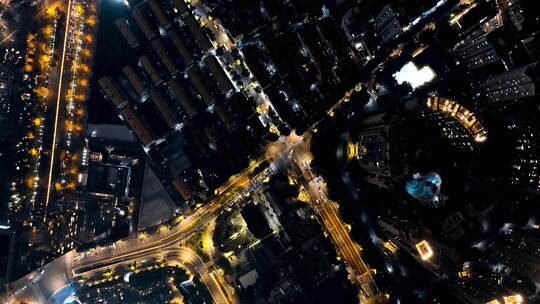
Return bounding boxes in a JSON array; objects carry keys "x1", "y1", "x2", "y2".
[
  {"x1": 270, "y1": 135, "x2": 380, "y2": 300},
  {"x1": 164, "y1": 247, "x2": 234, "y2": 304},
  {"x1": 3, "y1": 158, "x2": 270, "y2": 304},
  {"x1": 71, "y1": 159, "x2": 267, "y2": 274},
  {"x1": 3, "y1": 133, "x2": 383, "y2": 303},
  {"x1": 190, "y1": 0, "x2": 285, "y2": 131},
  {"x1": 0, "y1": 0, "x2": 459, "y2": 301},
  {"x1": 42, "y1": 0, "x2": 96, "y2": 214},
  {"x1": 203, "y1": 219, "x2": 218, "y2": 260},
  {"x1": 1, "y1": 252, "x2": 78, "y2": 304},
  {"x1": 43, "y1": 0, "x2": 73, "y2": 210},
  {"x1": 3, "y1": 2, "x2": 382, "y2": 301}
]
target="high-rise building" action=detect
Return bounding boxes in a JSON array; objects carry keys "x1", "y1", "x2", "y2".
[
  {"x1": 505, "y1": 120, "x2": 539, "y2": 194},
  {"x1": 347, "y1": 110, "x2": 409, "y2": 189},
  {"x1": 503, "y1": 0, "x2": 525, "y2": 32},
  {"x1": 486, "y1": 227, "x2": 540, "y2": 283},
  {"x1": 341, "y1": 7, "x2": 374, "y2": 64},
  {"x1": 0, "y1": 63, "x2": 14, "y2": 131},
  {"x1": 17, "y1": 224, "x2": 52, "y2": 275},
  {"x1": 98, "y1": 0, "x2": 271, "y2": 206},
  {"x1": 0, "y1": 63, "x2": 16, "y2": 223},
  {"x1": 478, "y1": 63, "x2": 538, "y2": 103},
  {"x1": 452, "y1": 30, "x2": 501, "y2": 71},
  {"x1": 84, "y1": 123, "x2": 146, "y2": 232},
  {"x1": 421, "y1": 110, "x2": 474, "y2": 152},
  {"x1": 521, "y1": 31, "x2": 540, "y2": 61},
  {"x1": 16, "y1": 196, "x2": 125, "y2": 277},
  {"x1": 0, "y1": 222, "x2": 16, "y2": 284},
  {"x1": 372, "y1": 5, "x2": 401, "y2": 44}
]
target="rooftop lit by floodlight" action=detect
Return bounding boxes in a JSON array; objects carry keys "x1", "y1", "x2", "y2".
[
  {"x1": 503, "y1": 294, "x2": 524, "y2": 304},
  {"x1": 415, "y1": 240, "x2": 434, "y2": 260},
  {"x1": 393, "y1": 61, "x2": 436, "y2": 90}
]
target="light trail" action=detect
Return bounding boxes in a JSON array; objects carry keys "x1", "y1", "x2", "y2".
[
  {"x1": 210, "y1": 270, "x2": 234, "y2": 304},
  {"x1": 44, "y1": 0, "x2": 74, "y2": 216},
  {"x1": 3, "y1": 1, "x2": 387, "y2": 302},
  {"x1": 4, "y1": 134, "x2": 376, "y2": 303},
  {"x1": 4, "y1": 64, "x2": 385, "y2": 303}
]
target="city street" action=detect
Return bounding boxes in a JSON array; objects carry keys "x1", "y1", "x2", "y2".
[
  {"x1": 2, "y1": 0, "x2": 538, "y2": 303},
  {"x1": 41, "y1": 0, "x2": 96, "y2": 213},
  {"x1": 274, "y1": 134, "x2": 380, "y2": 300},
  {"x1": 3, "y1": 130, "x2": 381, "y2": 303}
]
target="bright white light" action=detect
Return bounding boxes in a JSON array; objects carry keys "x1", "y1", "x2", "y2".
[
  {"x1": 113, "y1": 0, "x2": 130, "y2": 7},
  {"x1": 393, "y1": 62, "x2": 436, "y2": 90},
  {"x1": 124, "y1": 271, "x2": 133, "y2": 282},
  {"x1": 475, "y1": 134, "x2": 487, "y2": 142}
]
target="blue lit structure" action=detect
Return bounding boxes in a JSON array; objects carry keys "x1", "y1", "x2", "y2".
[{"x1": 405, "y1": 172, "x2": 442, "y2": 204}]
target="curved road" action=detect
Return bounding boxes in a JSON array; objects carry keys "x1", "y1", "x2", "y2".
[
  {"x1": 3, "y1": 135, "x2": 382, "y2": 303},
  {"x1": 3, "y1": 159, "x2": 269, "y2": 304}
]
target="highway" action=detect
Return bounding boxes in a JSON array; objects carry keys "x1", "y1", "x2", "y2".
[
  {"x1": 3, "y1": 1, "x2": 381, "y2": 300},
  {"x1": 71, "y1": 159, "x2": 267, "y2": 273},
  {"x1": 164, "y1": 247, "x2": 234, "y2": 304},
  {"x1": 68, "y1": 159, "x2": 269, "y2": 303},
  {"x1": 3, "y1": 133, "x2": 383, "y2": 303},
  {"x1": 2, "y1": 163, "x2": 259, "y2": 304},
  {"x1": 1, "y1": 0, "x2": 464, "y2": 301},
  {"x1": 299, "y1": 174, "x2": 379, "y2": 299},
  {"x1": 273, "y1": 135, "x2": 380, "y2": 300},
  {"x1": 203, "y1": 218, "x2": 218, "y2": 260}
]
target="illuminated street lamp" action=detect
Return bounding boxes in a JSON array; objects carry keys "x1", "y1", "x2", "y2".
[{"x1": 46, "y1": 7, "x2": 56, "y2": 17}]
